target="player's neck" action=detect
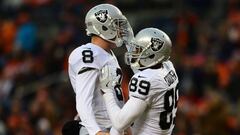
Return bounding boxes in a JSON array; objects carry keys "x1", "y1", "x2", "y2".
[{"x1": 91, "y1": 36, "x2": 115, "y2": 53}]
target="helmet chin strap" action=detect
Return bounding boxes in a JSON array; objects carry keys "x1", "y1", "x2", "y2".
[
  {"x1": 114, "y1": 38, "x2": 123, "y2": 47},
  {"x1": 98, "y1": 30, "x2": 122, "y2": 47},
  {"x1": 147, "y1": 55, "x2": 165, "y2": 67},
  {"x1": 93, "y1": 25, "x2": 101, "y2": 35},
  {"x1": 136, "y1": 55, "x2": 165, "y2": 70},
  {"x1": 91, "y1": 24, "x2": 117, "y2": 45}
]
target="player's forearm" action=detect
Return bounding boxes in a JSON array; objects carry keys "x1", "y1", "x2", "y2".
[
  {"x1": 103, "y1": 93, "x2": 137, "y2": 132},
  {"x1": 76, "y1": 70, "x2": 101, "y2": 135}
]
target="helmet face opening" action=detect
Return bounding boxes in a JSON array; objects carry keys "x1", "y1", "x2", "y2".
[
  {"x1": 110, "y1": 19, "x2": 128, "y2": 31},
  {"x1": 109, "y1": 18, "x2": 134, "y2": 47},
  {"x1": 124, "y1": 28, "x2": 172, "y2": 70},
  {"x1": 125, "y1": 42, "x2": 145, "y2": 66}
]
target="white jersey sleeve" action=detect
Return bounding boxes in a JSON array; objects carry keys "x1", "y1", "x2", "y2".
[
  {"x1": 75, "y1": 69, "x2": 101, "y2": 135},
  {"x1": 103, "y1": 92, "x2": 148, "y2": 133}
]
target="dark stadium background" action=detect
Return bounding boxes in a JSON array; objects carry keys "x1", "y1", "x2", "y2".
[{"x1": 0, "y1": 0, "x2": 240, "y2": 135}]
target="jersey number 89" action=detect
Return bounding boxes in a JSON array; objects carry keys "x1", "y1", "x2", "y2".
[
  {"x1": 159, "y1": 84, "x2": 179, "y2": 130},
  {"x1": 129, "y1": 78, "x2": 150, "y2": 96}
]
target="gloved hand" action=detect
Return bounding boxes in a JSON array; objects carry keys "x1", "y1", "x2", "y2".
[{"x1": 99, "y1": 64, "x2": 120, "y2": 94}]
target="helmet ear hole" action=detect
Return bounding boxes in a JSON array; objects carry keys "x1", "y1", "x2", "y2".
[{"x1": 102, "y1": 26, "x2": 108, "y2": 31}]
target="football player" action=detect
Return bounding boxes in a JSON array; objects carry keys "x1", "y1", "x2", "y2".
[
  {"x1": 100, "y1": 28, "x2": 179, "y2": 135},
  {"x1": 67, "y1": 4, "x2": 133, "y2": 135}
]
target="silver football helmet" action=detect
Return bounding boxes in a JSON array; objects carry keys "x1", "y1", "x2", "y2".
[
  {"x1": 125, "y1": 28, "x2": 172, "y2": 70},
  {"x1": 85, "y1": 4, "x2": 133, "y2": 47}
]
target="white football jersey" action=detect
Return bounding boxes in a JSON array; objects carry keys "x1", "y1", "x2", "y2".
[
  {"x1": 129, "y1": 60, "x2": 179, "y2": 135},
  {"x1": 68, "y1": 43, "x2": 124, "y2": 135}
]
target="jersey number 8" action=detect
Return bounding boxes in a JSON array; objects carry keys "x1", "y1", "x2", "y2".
[
  {"x1": 114, "y1": 68, "x2": 124, "y2": 101},
  {"x1": 82, "y1": 50, "x2": 94, "y2": 63}
]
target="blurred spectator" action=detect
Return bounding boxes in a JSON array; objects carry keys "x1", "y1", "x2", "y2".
[
  {"x1": 226, "y1": 55, "x2": 240, "y2": 104},
  {"x1": 29, "y1": 87, "x2": 57, "y2": 126},
  {"x1": 15, "y1": 9, "x2": 37, "y2": 53},
  {"x1": 0, "y1": 20, "x2": 16, "y2": 55}
]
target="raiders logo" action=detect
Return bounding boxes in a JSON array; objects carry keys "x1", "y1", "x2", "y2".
[
  {"x1": 151, "y1": 38, "x2": 164, "y2": 51},
  {"x1": 95, "y1": 10, "x2": 108, "y2": 23}
]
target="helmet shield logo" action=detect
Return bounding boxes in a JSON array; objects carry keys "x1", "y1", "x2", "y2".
[
  {"x1": 95, "y1": 10, "x2": 108, "y2": 23},
  {"x1": 150, "y1": 38, "x2": 164, "y2": 51}
]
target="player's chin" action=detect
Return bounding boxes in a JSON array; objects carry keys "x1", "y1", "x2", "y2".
[
  {"x1": 108, "y1": 37, "x2": 118, "y2": 48},
  {"x1": 111, "y1": 43, "x2": 117, "y2": 48}
]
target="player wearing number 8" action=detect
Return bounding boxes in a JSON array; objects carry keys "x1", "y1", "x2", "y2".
[
  {"x1": 66, "y1": 4, "x2": 133, "y2": 135},
  {"x1": 100, "y1": 28, "x2": 179, "y2": 135}
]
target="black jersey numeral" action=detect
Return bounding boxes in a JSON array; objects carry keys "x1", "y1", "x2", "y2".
[
  {"x1": 114, "y1": 68, "x2": 124, "y2": 101},
  {"x1": 129, "y1": 78, "x2": 150, "y2": 96},
  {"x1": 159, "y1": 84, "x2": 179, "y2": 130},
  {"x1": 82, "y1": 50, "x2": 93, "y2": 63}
]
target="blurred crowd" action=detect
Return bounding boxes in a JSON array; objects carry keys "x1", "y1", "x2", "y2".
[{"x1": 0, "y1": 0, "x2": 240, "y2": 135}]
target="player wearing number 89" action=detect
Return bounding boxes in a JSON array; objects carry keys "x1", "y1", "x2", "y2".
[
  {"x1": 100, "y1": 28, "x2": 179, "y2": 135},
  {"x1": 67, "y1": 4, "x2": 133, "y2": 135}
]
